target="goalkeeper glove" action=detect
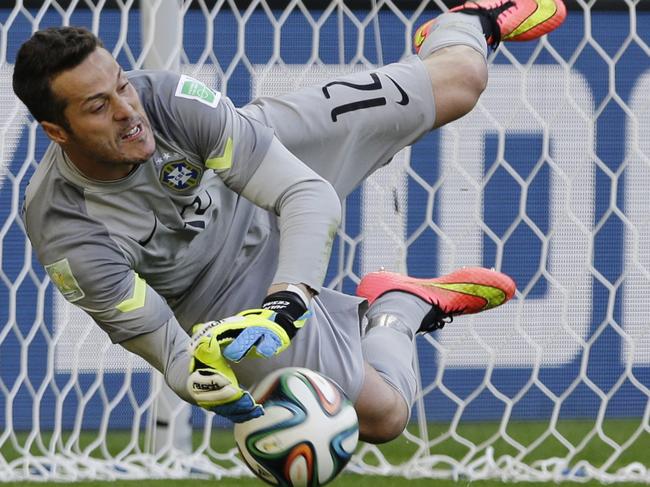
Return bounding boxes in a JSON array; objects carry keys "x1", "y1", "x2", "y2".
[
  {"x1": 204, "y1": 289, "x2": 312, "y2": 363},
  {"x1": 187, "y1": 322, "x2": 263, "y2": 423}
]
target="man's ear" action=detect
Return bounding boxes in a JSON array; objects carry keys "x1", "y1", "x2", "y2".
[{"x1": 41, "y1": 121, "x2": 69, "y2": 144}]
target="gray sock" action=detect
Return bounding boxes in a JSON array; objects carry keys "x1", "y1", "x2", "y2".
[
  {"x1": 360, "y1": 292, "x2": 433, "y2": 409},
  {"x1": 365, "y1": 291, "x2": 431, "y2": 336},
  {"x1": 417, "y1": 12, "x2": 488, "y2": 60},
  {"x1": 362, "y1": 325, "x2": 418, "y2": 410}
]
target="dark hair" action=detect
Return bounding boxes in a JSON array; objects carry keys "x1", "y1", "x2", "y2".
[{"x1": 12, "y1": 26, "x2": 103, "y2": 126}]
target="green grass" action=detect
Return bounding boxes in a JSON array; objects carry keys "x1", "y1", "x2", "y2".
[
  {"x1": 2, "y1": 479, "x2": 650, "y2": 487},
  {"x1": 3, "y1": 420, "x2": 650, "y2": 486}
]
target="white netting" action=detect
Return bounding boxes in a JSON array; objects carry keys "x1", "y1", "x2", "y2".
[{"x1": 1, "y1": 0, "x2": 650, "y2": 482}]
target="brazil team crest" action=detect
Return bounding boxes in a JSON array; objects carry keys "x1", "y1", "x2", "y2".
[{"x1": 160, "y1": 160, "x2": 203, "y2": 191}]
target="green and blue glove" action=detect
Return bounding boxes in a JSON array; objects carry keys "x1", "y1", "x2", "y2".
[
  {"x1": 187, "y1": 289, "x2": 311, "y2": 422},
  {"x1": 221, "y1": 289, "x2": 312, "y2": 362},
  {"x1": 187, "y1": 321, "x2": 263, "y2": 423}
]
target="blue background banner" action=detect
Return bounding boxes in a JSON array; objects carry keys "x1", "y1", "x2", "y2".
[{"x1": 1, "y1": 7, "x2": 649, "y2": 429}]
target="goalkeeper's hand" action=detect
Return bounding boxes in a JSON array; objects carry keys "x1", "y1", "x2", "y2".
[
  {"x1": 211, "y1": 289, "x2": 312, "y2": 363},
  {"x1": 187, "y1": 322, "x2": 263, "y2": 423}
]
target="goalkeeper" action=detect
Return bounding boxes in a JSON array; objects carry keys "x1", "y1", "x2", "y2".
[{"x1": 13, "y1": 0, "x2": 565, "y2": 443}]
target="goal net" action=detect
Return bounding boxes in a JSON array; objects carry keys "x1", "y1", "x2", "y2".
[{"x1": 2, "y1": 0, "x2": 650, "y2": 482}]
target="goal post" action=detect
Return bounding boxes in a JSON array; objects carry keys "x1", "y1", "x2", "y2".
[{"x1": 2, "y1": 0, "x2": 650, "y2": 482}]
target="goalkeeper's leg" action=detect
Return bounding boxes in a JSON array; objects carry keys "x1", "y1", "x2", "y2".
[
  {"x1": 355, "y1": 267, "x2": 515, "y2": 443},
  {"x1": 416, "y1": 0, "x2": 566, "y2": 128},
  {"x1": 240, "y1": 2, "x2": 565, "y2": 205}
]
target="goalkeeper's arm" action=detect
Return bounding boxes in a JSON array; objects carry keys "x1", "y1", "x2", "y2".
[
  {"x1": 240, "y1": 136, "x2": 342, "y2": 293},
  {"x1": 121, "y1": 317, "x2": 194, "y2": 402},
  {"x1": 207, "y1": 137, "x2": 340, "y2": 361},
  {"x1": 120, "y1": 317, "x2": 262, "y2": 422}
]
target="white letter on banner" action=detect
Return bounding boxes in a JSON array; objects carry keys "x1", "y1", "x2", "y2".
[
  {"x1": 436, "y1": 66, "x2": 595, "y2": 367},
  {"x1": 622, "y1": 69, "x2": 650, "y2": 366}
]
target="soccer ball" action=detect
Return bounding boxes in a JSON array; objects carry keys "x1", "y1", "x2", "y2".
[{"x1": 233, "y1": 367, "x2": 359, "y2": 486}]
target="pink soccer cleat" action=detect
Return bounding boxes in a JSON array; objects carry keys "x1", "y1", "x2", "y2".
[
  {"x1": 414, "y1": 0, "x2": 567, "y2": 53},
  {"x1": 357, "y1": 267, "x2": 516, "y2": 333}
]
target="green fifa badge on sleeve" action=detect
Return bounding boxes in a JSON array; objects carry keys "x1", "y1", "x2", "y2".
[
  {"x1": 45, "y1": 258, "x2": 85, "y2": 302},
  {"x1": 175, "y1": 74, "x2": 221, "y2": 108}
]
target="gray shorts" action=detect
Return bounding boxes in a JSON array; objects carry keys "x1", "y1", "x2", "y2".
[
  {"x1": 240, "y1": 55, "x2": 436, "y2": 199},
  {"x1": 231, "y1": 288, "x2": 368, "y2": 402}
]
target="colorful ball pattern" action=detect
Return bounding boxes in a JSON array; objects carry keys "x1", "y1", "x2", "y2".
[{"x1": 234, "y1": 367, "x2": 359, "y2": 486}]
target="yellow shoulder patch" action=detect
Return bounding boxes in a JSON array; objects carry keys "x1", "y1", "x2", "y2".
[
  {"x1": 206, "y1": 137, "x2": 233, "y2": 170},
  {"x1": 116, "y1": 273, "x2": 147, "y2": 313}
]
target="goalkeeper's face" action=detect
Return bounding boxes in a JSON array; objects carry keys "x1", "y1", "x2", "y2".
[{"x1": 44, "y1": 47, "x2": 155, "y2": 181}]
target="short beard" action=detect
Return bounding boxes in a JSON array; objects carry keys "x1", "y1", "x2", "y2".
[{"x1": 67, "y1": 126, "x2": 153, "y2": 167}]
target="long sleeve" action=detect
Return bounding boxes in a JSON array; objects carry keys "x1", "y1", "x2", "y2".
[
  {"x1": 120, "y1": 317, "x2": 194, "y2": 403},
  {"x1": 240, "y1": 136, "x2": 341, "y2": 291}
]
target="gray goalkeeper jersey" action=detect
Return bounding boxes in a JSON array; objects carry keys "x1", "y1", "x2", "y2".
[
  {"x1": 23, "y1": 71, "x2": 287, "y2": 343},
  {"x1": 23, "y1": 56, "x2": 437, "y2": 400}
]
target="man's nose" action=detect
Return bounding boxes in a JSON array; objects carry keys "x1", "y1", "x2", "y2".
[{"x1": 113, "y1": 95, "x2": 136, "y2": 120}]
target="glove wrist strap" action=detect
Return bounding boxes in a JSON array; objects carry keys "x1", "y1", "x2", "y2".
[
  {"x1": 262, "y1": 290, "x2": 308, "y2": 338},
  {"x1": 285, "y1": 283, "x2": 311, "y2": 307}
]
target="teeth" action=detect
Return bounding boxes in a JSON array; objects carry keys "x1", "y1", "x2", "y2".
[{"x1": 124, "y1": 125, "x2": 139, "y2": 137}]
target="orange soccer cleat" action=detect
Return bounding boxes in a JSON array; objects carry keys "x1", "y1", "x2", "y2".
[
  {"x1": 414, "y1": 0, "x2": 567, "y2": 53},
  {"x1": 357, "y1": 267, "x2": 516, "y2": 333}
]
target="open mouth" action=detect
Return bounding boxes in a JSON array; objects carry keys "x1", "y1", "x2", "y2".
[{"x1": 121, "y1": 123, "x2": 143, "y2": 141}]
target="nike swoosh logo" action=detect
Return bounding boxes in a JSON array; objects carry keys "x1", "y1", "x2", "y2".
[
  {"x1": 138, "y1": 216, "x2": 157, "y2": 246},
  {"x1": 414, "y1": 28, "x2": 427, "y2": 48},
  {"x1": 385, "y1": 74, "x2": 410, "y2": 106},
  {"x1": 423, "y1": 282, "x2": 507, "y2": 310},
  {"x1": 507, "y1": 0, "x2": 560, "y2": 39}
]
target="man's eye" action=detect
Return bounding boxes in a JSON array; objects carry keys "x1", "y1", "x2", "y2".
[
  {"x1": 119, "y1": 81, "x2": 130, "y2": 91},
  {"x1": 92, "y1": 103, "x2": 106, "y2": 113}
]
